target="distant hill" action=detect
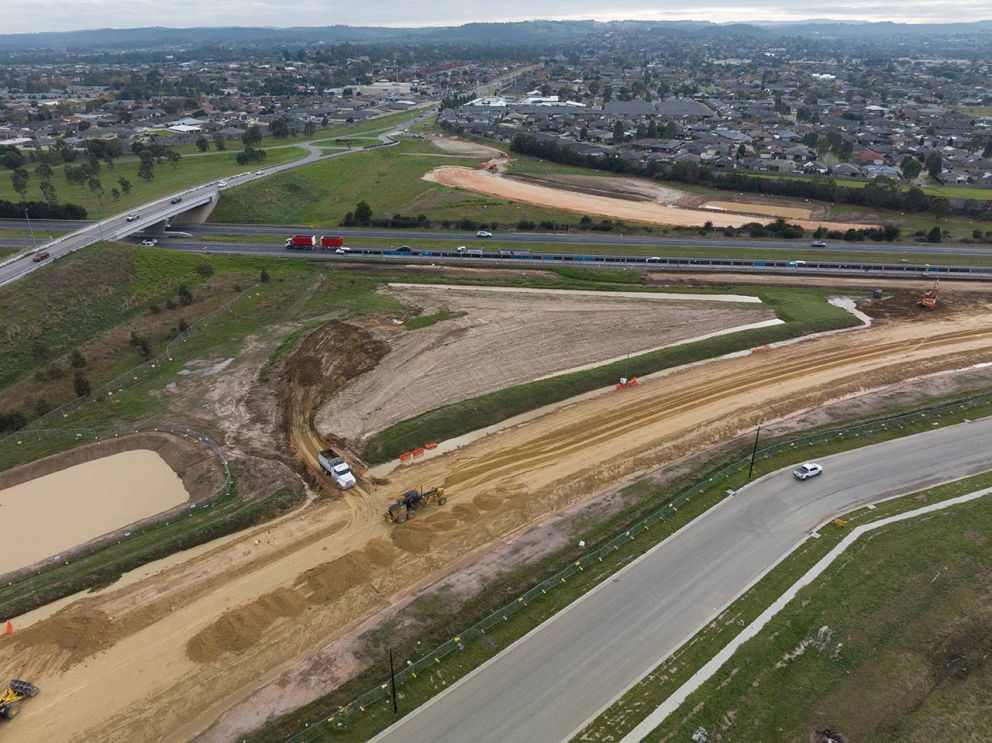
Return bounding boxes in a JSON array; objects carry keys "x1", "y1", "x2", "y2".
[{"x1": 1, "y1": 19, "x2": 991, "y2": 52}]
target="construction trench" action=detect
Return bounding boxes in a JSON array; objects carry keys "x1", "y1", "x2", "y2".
[{"x1": 2, "y1": 282, "x2": 992, "y2": 743}]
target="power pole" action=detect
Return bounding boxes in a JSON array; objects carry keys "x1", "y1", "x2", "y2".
[
  {"x1": 747, "y1": 425, "x2": 761, "y2": 480},
  {"x1": 389, "y1": 648, "x2": 398, "y2": 715},
  {"x1": 24, "y1": 208, "x2": 37, "y2": 249}
]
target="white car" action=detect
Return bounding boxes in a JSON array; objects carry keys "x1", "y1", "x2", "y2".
[
  {"x1": 793, "y1": 462, "x2": 823, "y2": 481},
  {"x1": 334, "y1": 247, "x2": 350, "y2": 254},
  {"x1": 125, "y1": 213, "x2": 139, "y2": 222},
  {"x1": 140, "y1": 239, "x2": 158, "y2": 246},
  {"x1": 647, "y1": 256, "x2": 661, "y2": 263},
  {"x1": 255, "y1": 170, "x2": 265, "y2": 175},
  {"x1": 810, "y1": 240, "x2": 828, "y2": 248},
  {"x1": 217, "y1": 180, "x2": 228, "y2": 187},
  {"x1": 476, "y1": 230, "x2": 493, "y2": 238}
]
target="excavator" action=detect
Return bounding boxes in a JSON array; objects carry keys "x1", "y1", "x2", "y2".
[
  {"x1": 384, "y1": 486, "x2": 447, "y2": 524},
  {"x1": 918, "y1": 279, "x2": 939, "y2": 309},
  {"x1": 0, "y1": 679, "x2": 38, "y2": 721}
]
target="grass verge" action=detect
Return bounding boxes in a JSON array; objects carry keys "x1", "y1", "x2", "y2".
[
  {"x1": 403, "y1": 310, "x2": 465, "y2": 330},
  {"x1": 362, "y1": 283, "x2": 858, "y2": 463},
  {"x1": 623, "y1": 469, "x2": 992, "y2": 743},
  {"x1": 246, "y1": 384, "x2": 992, "y2": 743}
]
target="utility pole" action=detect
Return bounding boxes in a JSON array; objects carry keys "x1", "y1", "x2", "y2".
[
  {"x1": 389, "y1": 648, "x2": 398, "y2": 715},
  {"x1": 24, "y1": 208, "x2": 37, "y2": 249},
  {"x1": 747, "y1": 425, "x2": 761, "y2": 480}
]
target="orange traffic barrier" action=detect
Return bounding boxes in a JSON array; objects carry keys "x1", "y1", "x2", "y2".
[
  {"x1": 616, "y1": 384, "x2": 625, "y2": 391},
  {"x1": 424, "y1": 441, "x2": 438, "y2": 450},
  {"x1": 3, "y1": 621, "x2": 12, "y2": 636},
  {"x1": 751, "y1": 345, "x2": 769, "y2": 354},
  {"x1": 412, "y1": 447, "x2": 426, "y2": 457},
  {"x1": 628, "y1": 377, "x2": 638, "y2": 386},
  {"x1": 399, "y1": 452, "x2": 413, "y2": 462}
]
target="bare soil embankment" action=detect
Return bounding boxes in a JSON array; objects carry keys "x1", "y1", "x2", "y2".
[
  {"x1": 316, "y1": 284, "x2": 774, "y2": 442},
  {"x1": 425, "y1": 165, "x2": 877, "y2": 230},
  {"x1": 5, "y1": 309, "x2": 992, "y2": 743}
]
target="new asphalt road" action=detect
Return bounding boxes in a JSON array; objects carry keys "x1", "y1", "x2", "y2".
[{"x1": 371, "y1": 418, "x2": 992, "y2": 743}]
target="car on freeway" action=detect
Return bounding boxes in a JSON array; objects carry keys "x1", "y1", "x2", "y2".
[
  {"x1": 140, "y1": 239, "x2": 158, "y2": 247},
  {"x1": 334, "y1": 247, "x2": 350, "y2": 254},
  {"x1": 125, "y1": 213, "x2": 139, "y2": 222},
  {"x1": 255, "y1": 170, "x2": 265, "y2": 175},
  {"x1": 32, "y1": 251, "x2": 50, "y2": 262},
  {"x1": 647, "y1": 256, "x2": 661, "y2": 263},
  {"x1": 170, "y1": 196, "x2": 183, "y2": 204},
  {"x1": 217, "y1": 180, "x2": 228, "y2": 187},
  {"x1": 810, "y1": 240, "x2": 827, "y2": 248},
  {"x1": 792, "y1": 462, "x2": 823, "y2": 481},
  {"x1": 477, "y1": 230, "x2": 493, "y2": 238}
]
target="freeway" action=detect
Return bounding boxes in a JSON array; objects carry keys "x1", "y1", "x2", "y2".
[
  {"x1": 0, "y1": 112, "x2": 428, "y2": 288},
  {"x1": 371, "y1": 418, "x2": 992, "y2": 743},
  {"x1": 6, "y1": 219, "x2": 992, "y2": 256}
]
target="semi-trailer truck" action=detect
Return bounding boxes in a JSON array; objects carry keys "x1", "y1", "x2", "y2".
[
  {"x1": 286, "y1": 235, "x2": 316, "y2": 249},
  {"x1": 318, "y1": 449, "x2": 357, "y2": 489},
  {"x1": 319, "y1": 236, "x2": 344, "y2": 249}
]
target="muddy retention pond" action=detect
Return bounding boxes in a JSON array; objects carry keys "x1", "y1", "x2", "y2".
[{"x1": 0, "y1": 449, "x2": 190, "y2": 575}]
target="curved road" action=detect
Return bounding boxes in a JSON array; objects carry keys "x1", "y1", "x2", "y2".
[
  {"x1": 0, "y1": 114, "x2": 428, "y2": 288},
  {"x1": 371, "y1": 417, "x2": 992, "y2": 743}
]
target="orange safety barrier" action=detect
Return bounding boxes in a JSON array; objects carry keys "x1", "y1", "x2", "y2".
[
  {"x1": 616, "y1": 383, "x2": 626, "y2": 391},
  {"x1": 628, "y1": 377, "x2": 638, "y2": 386},
  {"x1": 424, "y1": 441, "x2": 438, "y2": 450},
  {"x1": 412, "y1": 447, "x2": 426, "y2": 457},
  {"x1": 751, "y1": 345, "x2": 769, "y2": 354},
  {"x1": 3, "y1": 621, "x2": 12, "y2": 636},
  {"x1": 399, "y1": 452, "x2": 413, "y2": 462}
]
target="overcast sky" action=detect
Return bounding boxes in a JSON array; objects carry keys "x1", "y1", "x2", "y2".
[{"x1": 5, "y1": 0, "x2": 991, "y2": 35}]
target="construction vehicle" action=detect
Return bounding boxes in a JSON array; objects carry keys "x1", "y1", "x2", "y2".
[
  {"x1": 918, "y1": 279, "x2": 939, "y2": 309},
  {"x1": 318, "y1": 448, "x2": 356, "y2": 490},
  {"x1": 0, "y1": 680, "x2": 38, "y2": 721},
  {"x1": 384, "y1": 486, "x2": 446, "y2": 524}
]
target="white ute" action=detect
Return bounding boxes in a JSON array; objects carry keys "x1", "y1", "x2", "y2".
[{"x1": 318, "y1": 448, "x2": 357, "y2": 489}]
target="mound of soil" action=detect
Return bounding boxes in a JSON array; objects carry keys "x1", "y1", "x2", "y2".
[
  {"x1": 390, "y1": 522, "x2": 435, "y2": 554},
  {"x1": 13, "y1": 608, "x2": 115, "y2": 669}
]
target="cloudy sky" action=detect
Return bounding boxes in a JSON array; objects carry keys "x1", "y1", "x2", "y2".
[{"x1": 5, "y1": 0, "x2": 991, "y2": 34}]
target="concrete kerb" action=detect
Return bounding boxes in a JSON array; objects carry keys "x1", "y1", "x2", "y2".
[{"x1": 617, "y1": 480, "x2": 992, "y2": 743}]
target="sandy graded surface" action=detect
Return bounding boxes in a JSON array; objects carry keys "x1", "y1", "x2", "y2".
[
  {"x1": 702, "y1": 200, "x2": 812, "y2": 219},
  {"x1": 315, "y1": 283, "x2": 774, "y2": 441},
  {"x1": 430, "y1": 137, "x2": 507, "y2": 159},
  {"x1": 507, "y1": 172, "x2": 687, "y2": 205},
  {"x1": 5, "y1": 310, "x2": 992, "y2": 743},
  {"x1": 0, "y1": 450, "x2": 189, "y2": 574},
  {"x1": 424, "y1": 165, "x2": 877, "y2": 230}
]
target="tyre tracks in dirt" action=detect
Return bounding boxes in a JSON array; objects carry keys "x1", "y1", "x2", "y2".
[{"x1": 4, "y1": 312, "x2": 992, "y2": 743}]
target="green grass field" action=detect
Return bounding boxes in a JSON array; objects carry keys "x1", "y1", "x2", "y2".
[
  {"x1": 209, "y1": 138, "x2": 612, "y2": 228},
  {"x1": 362, "y1": 278, "x2": 859, "y2": 463},
  {"x1": 0, "y1": 146, "x2": 307, "y2": 219}
]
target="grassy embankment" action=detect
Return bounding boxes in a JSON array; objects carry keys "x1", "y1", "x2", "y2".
[
  {"x1": 0, "y1": 248, "x2": 418, "y2": 617},
  {"x1": 361, "y1": 276, "x2": 860, "y2": 463},
  {"x1": 246, "y1": 388, "x2": 992, "y2": 743},
  {"x1": 0, "y1": 145, "x2": 307, "y2": 220}
]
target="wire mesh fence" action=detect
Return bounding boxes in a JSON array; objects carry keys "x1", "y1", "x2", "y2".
[{"x1": 285, "y1": 387, "x2": 992, "y2": 741}]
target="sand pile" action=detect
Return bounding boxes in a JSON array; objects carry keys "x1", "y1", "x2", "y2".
[
  {"x1": 13, "y1": 608, "x2": 116, "y2": 669},
  {"x1": 187, "y1": 588, "x2": 307, "y2": 663},
  {"x1": 390, "y1": 522, "x2": 435, "y2": 554}
]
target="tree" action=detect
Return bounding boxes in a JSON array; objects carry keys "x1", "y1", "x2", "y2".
[
  {"x1": 304, "y1": 121, "x2": 316, "y2": 136},
  {"x1": 260, "y1": 267, "x2": 270, "y2": 283},
  {"x1": 166, "y1": 150, "x2": 181, "y2": 169},
  {"x1": 612, "y1": 119, "x2": 625, "y2": 142},
  {"x1": 118, "y1": 176, "x2": 132, "y2": 194},
  {"x1": 579, "y1": 126, "x2": 588, "y2": 141},
  {"x1": 270, "y1": 118, "x2": 290, "y2": 138},
  {"x1": 195, "y1": 136, "x2": 209, "y2": 152},
  {"x1": 178, "y1": 283, "x2": 194, "y2": 305},
  {"x1": 39, "y1": 180, "x2": 58, "y2": 205},
  {"x1": 927, "y1": 225, "x2": 942, "y2": 243},
  {"x1": 69, "y1": 348, "x2": 86, "y2": 368},
  {"x1": 354, "y1": 200, "x2": 373, "y2": 225},
  {"x1": 213, "y1": 135, "x2": 226, "y2": 151},
  {"x1": 138, "y1": 157, "x2": 155, "y2": 181},
  {"x1": 11, "y1": 168, "x2": 29, "y2": 199},
  {"x1": 111, "y1": 187, "x2": 120, "y2": 201},
  {"x1": 925, "y1": 152, "x2": 942, "y2": 181},
  {"x1": 900, "y1": 156, "x2": 922, "y2": 180},
  {"x1": 88, "y1": 176, "x2": 104, "y2": 203},
  {"x1": 242, "y1": 125, "x2": 263, "y2": 147},
  {"x1": 73, "y1": 371, "x2": 91, "y2": 398},
  {"x1": 0, "y1": 410, "x2": 27, "y2": 433},
  {"x1": 129, "y1": 331, "x2": 151, "y2": 358},
  {"x1": 35, "y1": 162, "x2": 53, "y2": 181}
]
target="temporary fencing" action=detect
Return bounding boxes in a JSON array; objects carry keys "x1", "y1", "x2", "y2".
[{"x1": 284, "y1": 388, "x2": 992, "y2": 742}]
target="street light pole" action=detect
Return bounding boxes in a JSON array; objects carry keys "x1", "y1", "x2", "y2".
[
  {"x1": 24, "y1": 208, "x2": 37, "y2": 249},
  {"x1": 747, "y1": 425, "x2": 762, "y2": 480}
]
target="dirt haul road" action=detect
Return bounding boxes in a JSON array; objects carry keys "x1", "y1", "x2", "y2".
[
  {"x1": 5, "y1": 313, "x2": 992, "y2": 743},
  {"x1": 424, "y1": 166, "x2": 877, "y2": 230}
]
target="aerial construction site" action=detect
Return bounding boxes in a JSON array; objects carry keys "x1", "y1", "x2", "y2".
[{"x1": 2, "y1": 245, "x2": 992, "y2": 743}]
